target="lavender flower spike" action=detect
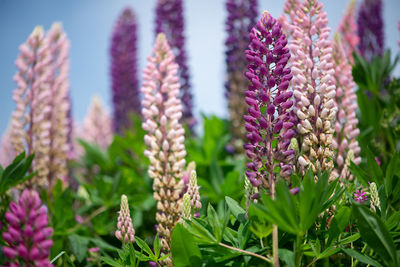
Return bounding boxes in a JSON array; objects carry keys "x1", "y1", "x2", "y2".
[
  {"x1": 290, "y1": 0, "x2": 337, "y2": 175},
  {"x1": 115, "y1": 195, "x2": 135, "y2": 243},
  {"x1": 244, "y1": 12, "x2": 295, "y2": 190},
  {"x1": 2, "y1": 189, "x2": 54, "y2": 267},
  {"x1": 141, "y1": 33, "x2": 186, "y2": 266},
  {"x1": 357, "y1": 0, "x2": 384, "y2": 62},
  {"x1": 111, "y1": 7, "x2": 140, "y2": 133},
  {"x1": 332, "y1": 34, "x2": 361, "y2": 180},
  {"x1": 225, "y1": 0, "x2": 258, "y2": 150},
  {"x1": 10, "y1": 26, "x2": 52, "y2": 188},
  {"x1": 155, "y1": 0, "x2": 195, "y2": 132}
]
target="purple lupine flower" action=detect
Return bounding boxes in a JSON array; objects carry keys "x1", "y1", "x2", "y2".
[
  {"x1": 225, "y1": 0, "x2": 258, "y2": 150},
  {"x1": 357, "y1": 0, "x2": 384, "y2": 62},
  {"x1": 155, "y1": 0, "x2": 195, "y2": 132},
  {"x1": 2, "y1": 189, "x2": 53, "y2": 267},
  {"x1": 354, "y1": 189, "x2": 367, "y2": 204},
  {"x1": 111, "y1": 7, "x2": 140, "y2": 133},
  {"x1": 244, "y1": 12, "x2": 295, "y2": 190}
]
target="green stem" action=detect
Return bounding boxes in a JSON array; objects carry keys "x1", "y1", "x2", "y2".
[
  {"x1": 218, "y1": 242, "x2": 272, "y2": 263},
  {"x1": 295, "y1": 234, "x2": 303, "y2": 267}
]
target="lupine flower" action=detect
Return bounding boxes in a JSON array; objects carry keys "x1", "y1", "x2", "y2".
[
  {"x1": 46, "y1": 22, "x2": 71, "y2": 188},
  {"x1": 369, "y1": 182, "x2": 380, "y2": 212},
  {"x1": 187, "y1": 170, "x2": 201, "y2": 212},
  {"x1": 181, "y1": 161, "x2": 196, "y2": 190},
  {"x1": 332, "y1": 34, "x2": 361, "y2": 180},
  {"x1": 10, "y1": 26, "x2": 52, "y2": 188},
  {"x1": 225, "y1": 0, "x2": 258, "y2": 151},
  {"x1": 336, "y1": 0, "x2": 359, "y2": 64},
  {"x1": 78, "y1": 96, "x2": 113, "y2": 152},
  {"x1": 115, "y1": 195, "x2": 135, "y2": 243},
  {"x1": 244, "y1": 12, "x2": 295, "y2": 190},
  {"x1": 141, "y1": 33, "x2": 186, "y2": 266},
  {"x1": 0, "y1": 126, "x2": 17, "y2": 167},
  {"x1": 180, "y1": 193, "x2": 192, "y2": 221},
  {"x1": 375, "y1": 156, "x2": 381, "y2": 166},
  {"x1": 354, "y1": 189, "x2": 367, "y2": 204},
  {"x1": 357, "y1": 0, "x2": 384, "y2": 62},
  {"x1": 290, "y1": 0, "x2": 337, "y2": 174},
  {"x1": 111, "y1": 7, "x2": 140, "y2": 133},
  {"x1": 278, "y1": 0, "x2": 300, "y2": 36},
  {"x1": 155, "y1": 0, "x2": 195, "y2": 132},
  {"x1": 2, "y1": 189, "x2": 53, "y2": 267}
]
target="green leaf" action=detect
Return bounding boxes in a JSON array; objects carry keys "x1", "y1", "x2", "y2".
[
  {"x1": 207, "y1": 204, "x2": 222, "y2": 242},
  {"x1": 135, "y1": 236, "x2": 154, "y2": 257},
  {"x1": 154, "y1": 234, "x2": 161, "y2": 259},
  {"x1": 278, "y1": 249, "x2": 295, "y2": 267},
  {"x1": 68, "y1": 234, "x2": 89, "y2": 262},
  {"x1": 184, "y1": 218, "x2": 218, "y2": 244},
  {"x1": 100, "y1": 256, "x2": 125, "y2": 267},
  {"x1": 225, "y1": 196, "x2": 246, "y2": 223},
  {"x1": 327, "y1": 206, "x2": 351, "y2": 246},
  {"x1": 352, "y1": 203, "x2": 398, "y2": 266},
  {"x1": 342, "y1": 248, "x2": 384, "y2": 267},
  {"x1": 171, "y1": 223, "x2": 202, "y2": 267}
]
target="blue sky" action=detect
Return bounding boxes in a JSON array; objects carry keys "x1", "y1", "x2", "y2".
[{"x1": 0, "y1": 0, "x2": 399, "y2": 134}]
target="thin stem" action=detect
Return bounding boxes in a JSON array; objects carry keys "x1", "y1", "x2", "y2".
[
  {"x1": 67, "y1": 206, "x2": 107, "y2": 233},
  {"x1": 271, "y1": 180, "x2": 280, "y2": 267},
  {"x1": 218, "y1": 242, "x2": 272, "y2": 263}
]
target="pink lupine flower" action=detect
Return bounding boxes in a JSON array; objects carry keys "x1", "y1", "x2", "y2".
[
  {"x1": 115, "y1": 195, "x2": 135, "y2": 243},
  {"x1": 332, "y1": 35, "x2": 361, "y2": 180},
  {"x1": 278, "y1": 0, "x2": 301, "y2": 36},
  {"x1": 336, "y1": 0, "x2": 359, "y2": 64},
  {"x1": 77, "y1": 96, "x2": 113, "y2": 152},
  {"x1": 2, "y1": 189, "x2": 54, "y2": 267},
  {"x1": 141, "y1": 33, "x2": 187, "y2": 265},
  {"x1": 45, "y1": 22, "x2": 71, "y2": 188},
  {"x1": 0, "y1": 126, "x2": 17, "y2": 167},
  {"x1": 354, "y1": 189, "x2": 367, "y2": 204},
  {"x1": 10, "y1": 26, "x2": 52, "y2": 188},
  {"x1": 290, "y1": 0, "x2": 337, "y2": 175}
]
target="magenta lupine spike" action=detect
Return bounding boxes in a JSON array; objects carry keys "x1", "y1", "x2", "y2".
[
  {"x1": 155, "y1": 0, "x2": 195, "y2": 132},
  {"x1": 0, "y1": 126, "x2": 17, "y2": 167},
  {"x1": 332, "y1": 35, "x2": 361, "y2": 180},
  {"x1": 354, "y1": 189, "x2": 367, "y2": 204},
  {"x1": 46, "y1": 22, "x2": 71, "y2": 188},
  {"x1": 115, "y1": 195, "x2": 135, "y2": 243},
  {"x1": 244, "y1": 12, "x2": 295, "y2": 190},
  {"x1": 111, "y1": 7, "x2": 140, "y2": 133},
  {"x1": 2, "y1": 189, "x2": 54, "y2": 267},
  {"x1": 225, "y1": 0, "x2": 258, "y2": 150},
  {"x1": 336, "y1": 0, "x2": 359, "y2": 64},
  {"x1": 141, "y1": 34, "x2": 186, "y2": 266},
  {"x1": 10, "y1": 26, "x2": 52, "y2": 188},
  {"x1": 290, "y1": 0, "x2": 337, "y2": 174},
  {"x1": 357, "y1": 0, "x2": 384, "y2": 62},
  {"x1": 78, "y1": 96, "x2": 113, "y2": 152}
]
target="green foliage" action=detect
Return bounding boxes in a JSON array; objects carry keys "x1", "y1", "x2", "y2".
[
  {"x1": 0, "y1": 152, "x2": 35, "y2": 194},
  {"x1": 353, "y1": 50, "x2": 400, "y2": 165}
]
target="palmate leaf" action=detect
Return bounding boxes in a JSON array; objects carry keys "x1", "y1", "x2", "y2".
[
  {"x1": 0, "y1": 152, "x2": 35, "y2": 194},
  {"x1": 171, "y1": 223, "x2": 202, "y2": 267},
  {"x1": 352, "y1": 203, "x2": 398, "y2": 266}
]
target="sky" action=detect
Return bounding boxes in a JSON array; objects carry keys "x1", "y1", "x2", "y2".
[{"x1": 0, "y1": 0, "x2": 399, "y2": 134}]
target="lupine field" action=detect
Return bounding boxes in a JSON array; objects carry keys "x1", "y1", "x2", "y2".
[{"x1": 0, "y1": 0, "x2": 400, "y2": 266}]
